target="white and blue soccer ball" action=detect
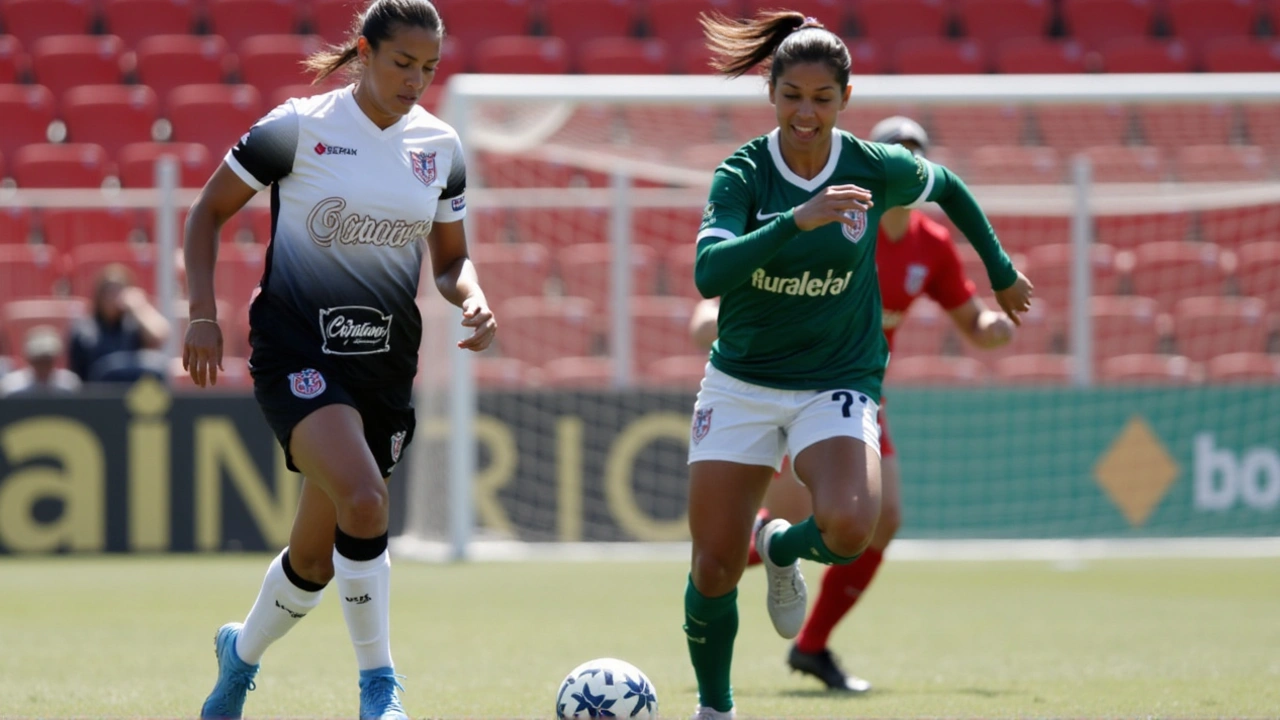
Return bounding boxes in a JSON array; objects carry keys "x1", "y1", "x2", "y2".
[{"x1": 555, "y1": 657, "x2": 658, "y2": 719}]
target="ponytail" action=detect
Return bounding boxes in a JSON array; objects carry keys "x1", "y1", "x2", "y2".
[{"x1": 701, "y1": 9, "x2": 851, "y2": 87}]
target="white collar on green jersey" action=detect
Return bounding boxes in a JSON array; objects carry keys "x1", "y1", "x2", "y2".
[{"x1": 766, "y1": 127, "x2": 842, "y2": 192}]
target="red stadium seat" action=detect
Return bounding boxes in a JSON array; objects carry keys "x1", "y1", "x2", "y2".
[
  {"x1": 928, "y1": 106, "x2": 1027, "y2": 149},
  {"x1": 886, "y1": 355, "x2": 988, "y2": 386},
  {"x1": 993, "y1": 353, "x2": 1073, "y2": 384},
  {"x1": 855, "y1": 0, "x2": 949, "y2": 51},
  {"x1": 1060, "y1": 0, "x2": 1156, "y2": 49},
  {"x1": 994, "y1": 38, "x2": 1092, "y2": 74},
  {"x1": 30, "y1": 35, "x2": 124, "y2": 98},
  {"x1": 1197, "y1": 204, "x2": 1280, "y2": 248},
  {"x1": 578, "y1": 38, "x2": 669, "y2": 74},
  {"x1": 887, "y1": 299, "x2": 950, "y2": 356},
  {"x1": 61, "y1": 85, "x2": 159, "y2": 157},
  {"x1": 102, "y1": 0, "x2": 197, "y2": 48},
  {"x1": 984, "y1": 215, "x2": 1070, "y2": 252},
  {"x1": 1024, "y1": 242, "x2": 1120, "y2": 308},
  {"x1": 1176, "y1": 145, "x2": 1272, "y2": 182},
  {"x1": 1095, "y1": 212, "x2": 1193, "y2": 248},
  {"x1": 135, "y1": 35, "x2": 231, "y2": 103},
  {"x1": 167, "y1": 84, "x2": 264, "y2": 156},
  {"x1": 630, "y1": 295, "x2": 697, "y2": 370},
  {"x1": 1136, "y1": 104, "x2": 1234, "y2": 148},
  {"x1": 0, "y1": 245, "x2": 66, "y2": 305},
  {"x1": 474, "y1": 153, "x2": 605, "y2": 189},
  {"x1": 894, "y1": 38, "x2": 987, "y2": 75},
  {"x1": 40, "y1": 208, "x2": 143, "y2": 253},
  {"x1": 0, "y1": 84, "x2": 55, "y2": 160},
  {"x1": 646, "y1": 0, "x2": 745, "y2": 49},
  {"x1": 1081, "y1": 145, "x2": 1169, "y2": 183},
  {"x1": 1166, "y1": 0, "x2": 1262, "y2": 59},
  {"x1": 237, "y1": 35, "x2": 326, "y2": 101},
  {"x1": 678, "y1": 38, "x2": 717, "y2": 74},
  {"x1": 0, "y1": 0, "x2": 92, "y2": 49},
  {"x1": 1173, "y1": 296, "x2": 1270, "y2": 362},
  {"x1": 633, "y1": 207, "x2": 702, "y2": 253},
  {"x1": 541, "y1": 356, "x2": 615, "y2": 387},
  {"x1": 473, "y1": 356, "x2": 542, "y2": 388},
  {"x1": 1234, "y1": 241, "x2": 1280, "y2": 310},
  {"x1": 665, "y1": 243, "x2": 699, "y2": 300},
  {"x1": 308, "y1": 0, "x2": 366, "y2": 45},
  {"x1": 209, "y1": 242, "x2": 266, "y2": 308},
  {"x1": 0, "y1": 206, "x2": 34, "y2": 245},
  {"x1": 433, "y1": 0, "x2": 534, "y2": 48},
  {"x1": 965, "y1": 146, "x2": 1061, "y2": 184},
  {"x1": 496, "y1": 295, "x2": 597, "y2": 367},
  {"x1": 1241, "y1": 105, "x2": 1280, "y2": 150},
  {"x1": 558, "y1": 244, "x2": 660, "y2": 310},
  {"x1": 623, "y1": 105, "x2": 721, "y2": 146},
  {"x1": 509, "y1": 208, "x2": 609, "y2": 250},
  {"x1": 69, "y1": 242, "x2": 167, "y2": 297},
  {"x1": 1120, "y1": 241, "x2": 1229, "y2": 310},
  {"x1": 955, "y1": 0, "x2": 1052, "y2": 48},
  {"x1": 472, "y1": 36, "x2": 570, "y2": 74},
  {"x1": 545, "y1": 0, "x2": 637, "y2": 58},
  {"x1": 1099, "y1": 38, "x2": 1194, "y2": 73},
  {"x1": 1205, "y1": 352, "x2": 1280, "y2": 382},
  {"x1": 1087, "y1": 295, "x2": 1165, "y2": 361},
  {"x1": 1, "y1": 297, "x2": 88, "y2": 364},
  {"x1": 743, "y1": 0, "x2": 847, "y2": 30},
  {"x1": 1099, "y1": 353, "x2": 1202, "y2": 384},
  {"x1": 1202, "y1": 37, "x2": 1280, "y2": 72},
  {"x1": 845, "y1": 39, "x2": 887, "y2": 75},
  {"x1": 207, "y1": 0, "x2": 300, "y2": 49},
  {"x1": 0, "y1": 35, "x2": 25, "y2": 84},
  {"x1": 13, "y1": 143, "x2": 109, "y2": 188},
  {"x1": 469, "y1": 243, "x2": 551, "y2": 309},
  {"x1": 118, "y1": 142, "x2": 214, "y2": 189},
  {"x1": 643, "y1": 353, "x2": 707, "y2": 388},
  {"x1": 1035, "y1": 104, "x2": 1129, "y2": 153}
]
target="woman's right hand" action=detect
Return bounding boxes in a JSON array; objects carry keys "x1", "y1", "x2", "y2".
[
  {"x1": 793, "y1": 184, "x2": 875, "y2": 232},
  {"x1": 183, "y1": 319, "x2": 223, "y2": 387}
]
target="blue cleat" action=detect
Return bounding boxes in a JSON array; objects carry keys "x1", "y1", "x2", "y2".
[
  {"x1": 358, "y1": 667, "x2": 408, "y2": 720},
  {"x1": 199, "y1": 622, "x2": 259, "y2": 719}
]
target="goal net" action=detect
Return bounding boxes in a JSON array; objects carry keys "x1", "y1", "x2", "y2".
[{"x1": 394, "y1": 73, "x2": 1280, "y2": 561}]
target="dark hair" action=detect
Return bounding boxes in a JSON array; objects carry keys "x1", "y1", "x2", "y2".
[
  {"x1": 701, "y1": 10, "x2": 851, "y2": 88},
  {"x1": 305, "y1": 0, "x2": 445, "y2": 83}
]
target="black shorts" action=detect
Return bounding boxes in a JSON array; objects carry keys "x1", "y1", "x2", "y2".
[{"x1": 249, "y1": 346, "x2": 416, "y2": 478}]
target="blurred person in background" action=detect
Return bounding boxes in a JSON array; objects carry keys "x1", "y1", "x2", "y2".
[
  {"x1": 67, "y1": 263, "x2": 170, "y2": 383},
  {"x1": 0, "y1": 325, "x2": 82, "y2": 396},
  {"x1": 689, "y1": 115, "x2": 1017, "y2": 696}
]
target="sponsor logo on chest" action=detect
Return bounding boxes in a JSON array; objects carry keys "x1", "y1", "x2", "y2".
[
  {"x1": 751, "y1": 268, "x2": 854, "y2": 296},
  {"x1": 319, "y1": 306, "x2": 393, "y2": 355},
  {"x1": 314, "y1": 142, "x2": 357, "y2": 156}
]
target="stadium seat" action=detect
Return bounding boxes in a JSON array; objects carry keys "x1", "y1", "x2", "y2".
[
  {"x1": 1197, "y1": 204, "x2": 1280, "y2": 248},
  {"x1": 678, "y1": 38, "x2": 717, "y2": 74},
  {"x1": 61, "y1": 85, "x2": 159, "y2": 157},
  {"x1": 102, "y1": 0, "x2": 197, "y2": 48},
  {"x1": 0, "y1": 84, "x2": 55, "y2": 161},
  {"x1": 1176, "y1": 145, "x2": 1271, "y2": 182},
  {"x1": 743, "y1": 0, "x2": 848, "y2": 32},
  {"x1": 1098, "y1": 353, "x2": 1202, "y2": 384},
  {"x1": 630, "y1": 295, "x2": 697, "y2": 370},
  {"x1": 210, "y1": 242, "x2": 266, "y2": 309},
  {"x1": 1, "y1": 297, "x2": 88, "y2": 365},
  {"x1": 644, "y1": 353, "x2": 707, "y2": 388},
  {"x1": 474, "y1": 153, "x2": 604, "y2": 189},
  {"x1": 1086, "y1": 295, "x2": 1164, "y2": 360},
  {"x1": 993, "y1": 353, "x2": 1074, "y2": 384},
  {"x1": 558, "y1": 243, "x2": 660, "y2": 310},
  {"x1": 1202, "y1": 37, "x2": 1280, "y2": 73},
  {"x1": 894, "y1": 38, "x2": 987, "y2": 75},
  {"x1": 664, "y1": 243, "x2": 699, "y2": 300},
  {"x1": 509, "y1": 207, "x2": 609, "y2": 250},
  {"x1": 578, "y1": 38, "x2": 669, "y2": 74},
  {"x1": 135, "y1": 36, "x2": 231, "y2": 103},
  {"x1": 30, "y1": 35, "x2": 124, "y2": 98},
  {"x1": 623, "y1": 105, "x2": 721, "y2": 147},
  {"x1": 928, "y1": 106, "x2": 1027, "y2": 149},
  {"x1": 1120, "y1": 241, "x2": 1229, "y2": 309},
  {"x1": 1060, "y1": 0, "x2": 1156, "y2": 49},
  {"x1": 308, "y1": 0, "x2": 366, "y2": 45},
  {"x1": 207, "y1": 0, "x2": 300, "y2": 49},
  {"x1": 1135, "y1": 104, "x2": 1234, "y2": 149},
  {"x1": 964, "y1": 146, "x2": 1061, "y2": 185},
  {"x1": 1166, "y1": 0, "x2": 1262, "y2": 60},
  {"x1": 117, "y1": 142, "x2": 213, "y2": 189},
  {"x1": 1025, "y1": 242, "x2": 1120, "y2": 308},
  {"x1": 541, "y1": 355, "x2": 615, "y2": 388},
  {"x1": 994, "y1": 38, "x2": 1092, "y2": 74},
  {"x1": 0, "y1": 245, "x2": 66, "y2": 305},
  {"x1": 633, "y1": 207, "x2": 702, "y2": 255},
  {"x1": 855, "y1": 0, "x2": 949, "y2": 51},
  {"x1": 13, "y1": 143, "x2": 109, "y2": 188},
  {"x1": 1034, "y1": 104, "x2": 1130, "y2": 153},
  {"x1": 0, "y1": 207, "x2": 34, "y2": 245},
  {"x1": 1095, "y1": 212, "x2": 1193, "y2": 248},
  {"x1": 496, "y1": 295, "x2": 597, "y2": 367},
  {"x1": 545, "y1": 0, "x2": 637, "y2": 59},
  {"x1": 1099, "y1": 38, "x2": 1194, "y2": 73},
  {"x1": 237, "y1": 35, "x2": 326, "y2": 101},
  {"x1": 0, "y1": 35, "x2": 24, "y2": 84},
  {"x1": 40, "y1": 208, "x2": 143, "y2": 252},
  {"x1": 984, "y1": 215, "x2": 1070, "y2": 252},
  {"x1": 432, "y1": 0, "x2": 533, "y2": 47},
  {"x1": 955, "y1": 0, "x2": 1052, "y2": 48},
  {"x1": 0, "y1": 0, "x2": 93, "y2": 49},
  {"x1": 845, "y1": 39, "x2": 888, "y2": 75},
  {"x1": 1234, "y1": 241, "x2": 1280, "y2": 310},
  {"x1": 167, "y1": 84, "x2": 263, "y2": 155},
  {"x1": 472, "y1": 36, "x2": 570, "y2": 74},
  {"x1": 646, "y1": 0, "x2": 746, "y2": 49},
  {"x1": 473, "y1": 355, "x2": 542, "y2": 388},
  {"x1": 70, "y1": 241, "x2": 168, "y2": 298},
  {"x1": 1172, "y1": 295, "x2": 1270, "y2": 362},
  {"x1": 1078, "y1": 145, "x2": 1168, "y2": 183},
  {"x1": 1241, "y1": 104, "x2": 1280, "y2": 150},
  {"x1": 1204, "y1": 352, "x2": 1280, "y2": 382},
  {"x1": 886, "y1": 355, "x2": 988, "y2": 385},
  {"x1": 468, "y1": 243, "x2": 551, "y2": 309},
  {"x1": 888, "y1": 299, "x2": 950, "y2": 356}
]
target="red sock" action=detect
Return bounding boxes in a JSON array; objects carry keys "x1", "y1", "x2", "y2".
[
  {"x1": 746, "y1": 508, "x2": 769, "y2": 567},
  {"x1": 794, "y1": 547, "x2": 884, "y2": 654}
]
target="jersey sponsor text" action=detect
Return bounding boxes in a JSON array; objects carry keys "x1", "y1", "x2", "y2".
[
  {"x1": 320, "y1": 306, "x2": 393, "y2": 355},
  {"x1": 307, "y1": 197, "x2": 430, "y2": 248},
  {"x1": 750, "y1": 268, "x2": 854, "y2": 297}
]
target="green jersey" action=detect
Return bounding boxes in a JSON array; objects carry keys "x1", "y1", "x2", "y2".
[{"x1": 695, "y1": 128, "x2": 1014, "y2": 397}]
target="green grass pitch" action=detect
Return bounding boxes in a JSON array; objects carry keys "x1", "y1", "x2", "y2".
[{"x1": 1, "y1": 555, "x2": 1277, "y2": 718}]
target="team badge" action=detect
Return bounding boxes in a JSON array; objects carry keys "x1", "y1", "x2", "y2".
[
  {"x1": 841, "y1": 210, "x2": 868, "y2": 243},
  {"x1": 700, "y1": 203, "x2": 716, "y2": 229},
  {"x1": 390, "y1": 430, "x2": 407, "y2": 463},
  {"x1": 692, "y1": 407, "x2": 713, "y2": 444},
  {"x1": 410, "y1": 150, "x2": 437, "y2": 187},
  {"x1": 288, "y1": 368, "x2": 326, "y2": 399},
  {"x1": 905, "y1": 263, "x2": 929, "y2": 296}
]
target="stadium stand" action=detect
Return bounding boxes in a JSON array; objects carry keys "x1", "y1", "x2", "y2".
[
  {"x1": 61, "y1": 85, "x2": 160, "y2": 157},
  {"x1": 0, "y1": 0, "x2": 94, "y2": 48},
  {"x1": 206, "y1": 0, "x2": 300, "y2": 49},
  {"x1": 30, "y1": 35, "x2": 124, "y2": 98},
  {"x1": 0, "y1": 34, "x2": 23, "y2": 83},
  {"x1": 496, "y1": 296, "x2": 597, "y2": 368},
  {"x1": 134, "y1": 35, "x2": 232, "y2": 102},
  {"x1": 102, "y1": 0, "x2": 197, "y2": 47}
]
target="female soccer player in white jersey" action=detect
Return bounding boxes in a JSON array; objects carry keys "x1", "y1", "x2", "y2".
[
  {"x1": 183, "y1": 2, "x2": 495, "y2": 718},
  {"x1": 683, "y1": 11, "x2": 1032, "y2": 719}
]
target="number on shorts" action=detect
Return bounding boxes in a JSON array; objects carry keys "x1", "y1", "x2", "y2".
[{"x1": 831, "y1": 390, "x2": 855, "y2": 418}]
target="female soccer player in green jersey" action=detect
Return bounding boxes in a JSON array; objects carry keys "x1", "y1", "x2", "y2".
[{"x1": 681, "y1": 11, "x2": 1033, "y2": 719}]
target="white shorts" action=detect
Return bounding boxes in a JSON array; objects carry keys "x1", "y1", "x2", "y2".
[{"x1": 687, "y1": 363, "x2": 881, "y2": 471}]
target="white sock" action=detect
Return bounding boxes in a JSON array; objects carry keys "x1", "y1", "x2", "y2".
[
  {"x1": 333, "y1": 548, "x2": 394, "y2": 671},
  {"x1": 235, "y1": 549, "x2": 325, "y2": 665}
]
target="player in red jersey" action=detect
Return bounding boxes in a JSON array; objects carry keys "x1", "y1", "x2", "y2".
[{"x1": 689, "y1": 115, "x2": 1017, "y2": 693}]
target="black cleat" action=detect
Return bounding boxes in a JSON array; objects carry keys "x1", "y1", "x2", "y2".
[{"x1": 787, "y1": 645, "x2": 872, "y2": 693}]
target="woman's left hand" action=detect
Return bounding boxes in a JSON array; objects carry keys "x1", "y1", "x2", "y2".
[
  {"x1": 995, "y1": 270, "x2": 1034, "y2": 326},
  {"x1": 458, "y1": 296, "x2": 496, "y2": 351}
]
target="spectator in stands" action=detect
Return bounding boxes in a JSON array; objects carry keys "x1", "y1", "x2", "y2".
[
  {"x1": 0, "y1": 325, "x2": 82, "y2": 397},
  {"x1": 68, "y1": 263, "x2": 170, "y2": 383}
]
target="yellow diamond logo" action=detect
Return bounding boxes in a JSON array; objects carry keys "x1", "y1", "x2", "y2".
[{"x1": 1094, "y1": 416, "x2": 1179, "y2": 527}]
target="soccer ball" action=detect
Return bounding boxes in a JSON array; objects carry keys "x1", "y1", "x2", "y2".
[{"x1": 555, "y1": 657, "x2": 658, "y2": 719}]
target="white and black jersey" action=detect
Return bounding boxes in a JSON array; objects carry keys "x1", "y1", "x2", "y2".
[{"x1": 226, "y1": 84, "x2": 466, "y2": 387}]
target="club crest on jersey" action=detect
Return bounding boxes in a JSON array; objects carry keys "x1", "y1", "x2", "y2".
[
  {"x1": 905, "y1": 263, "x2": 929, "y2": 295},
  {"x1": 692, "y1": 407, "x2": 713, "y2": 444},
  {"x1": 289, "y1": 368, "x2": 326, "y2": 399},
  {"x1": 410, "y1": 150, "x2": 437, "y2": 187},
  {"x1": 842, "y1": 210, "x2": 868, "y2": 244},
  {"x1": 390, "y1": 430, "x2": 407, "y2": 463}
]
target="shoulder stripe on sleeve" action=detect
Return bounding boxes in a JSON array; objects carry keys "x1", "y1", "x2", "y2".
[
  {"x1": 906, "y1": 158, "x2": 936, "y2": 209},
  {"x1": 697, "y1": 228, "x2": 737, "y2": 242},
  {"x1": 224, "y1": 152, "x2": 267, "y2": 192}
]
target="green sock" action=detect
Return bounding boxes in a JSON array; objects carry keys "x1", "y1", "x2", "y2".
[
  {"x1": 684, "y1": 575, "x2": 737, "y2": 713},
  {"x1": 767, "y1": 516, "x2": 861, "y2": 566}
]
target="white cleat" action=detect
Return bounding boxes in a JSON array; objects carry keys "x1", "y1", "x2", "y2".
[
  {"x1": 755, "y1": 518, "x2": 808, "y2": 639},
  {"x1": 690, "y1": 704, "x2": 736, "y2": 719}
]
